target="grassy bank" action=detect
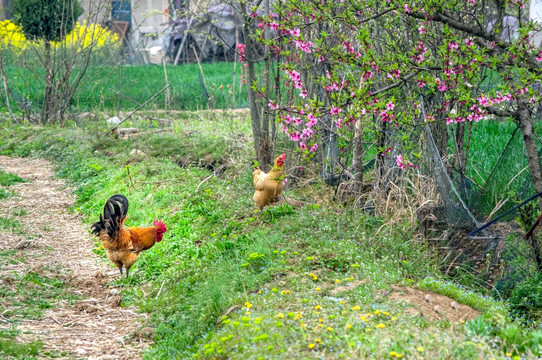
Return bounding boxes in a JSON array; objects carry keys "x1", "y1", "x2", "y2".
[{"x1": 0, "y1": 113, "x2": 539, "y2": 359}]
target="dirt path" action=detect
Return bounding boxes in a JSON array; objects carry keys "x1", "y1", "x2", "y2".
[{"x1": 0, "y1": 156, "x2": 152, "y2": 359}]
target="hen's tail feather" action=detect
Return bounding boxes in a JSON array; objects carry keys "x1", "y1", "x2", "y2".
[{"x1": 90, "y1": 195, "x2": 129, "y2": 239}]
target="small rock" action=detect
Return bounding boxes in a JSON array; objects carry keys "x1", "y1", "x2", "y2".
[
  {"x1": 451, "y1": 301, "x2": 459, "y2": 310},
  {"x1": 110, "y1": 295, "x2": 122, "y2": 308},
  {"x1": 79, "y1": 112, "x2": 95, "y2": 119},
  {"x1": 107, "y1": 116, "x2": 121, "y2": 125},
  {"x1": 134, "y1": 327, "x2": 154, "y2": 340},
  {"x1": 85, "y1": 305, "x2": 99, "y2": 313},
  {"x1": 424, "y1": 294, "x2": 434, "y2": 303},
  {"x1": 434, "y1": 305, "x2": 442, "y2": 314},
  {"x1": 130, "y1": 149, "x2": 146, "y2": 156},
  {"x1": 110, "y1": 288, "x2": 119, "y2": 295}
]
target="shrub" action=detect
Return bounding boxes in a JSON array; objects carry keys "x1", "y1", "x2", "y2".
[{"x1": 508, "y1": 273, "x2": 542, "y2": 322}]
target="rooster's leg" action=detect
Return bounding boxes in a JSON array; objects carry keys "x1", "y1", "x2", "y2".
[
  {"x1": 118, "y1": 265, "x2": 124, "y2": 279},
  {"x1": 125, "y1": 268, "x2": 130, "y2": 279}
]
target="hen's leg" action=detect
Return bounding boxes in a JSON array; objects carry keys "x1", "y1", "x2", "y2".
[
  {"x1": 125, "y1": 267, "x2": 130, "y2": 279},
  {"x1": 118, "y1": 265, "x2": 124, "y2": 279}
]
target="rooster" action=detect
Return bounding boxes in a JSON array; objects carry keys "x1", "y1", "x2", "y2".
[
  {"x1": 253, "y1": 153, "x2": 286, "y2": 210},
  {"x1": 90, "y1": 194, "x2": 167, "y2": 279}
]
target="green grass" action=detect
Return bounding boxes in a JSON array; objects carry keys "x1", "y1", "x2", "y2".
[
  {"x1": 0, "y1": 169, "x2": 26, "y2": 201},
  {"x1": 0, "y1": 114, "x2": 540, "y2": 359},
  {"x1": 2, "y1": 63, "x2": 250, "y2": 112},
  {"x1": 0, "y1": 169, "x2": 25, "y2": 187},
  {"x1": 0, "y1": 338, "x2": 42, "y2": 359},
  {"x1": 465, "y1": 119, "x2": 534, "y2": 215}
]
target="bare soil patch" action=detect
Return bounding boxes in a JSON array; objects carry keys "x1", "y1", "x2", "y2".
[
  {"x1": 0, "y1": 156, "x2": 152, "y2": 359},
  {"x1": 389, "y1": 285, "x2": 480, "y2": 322}
]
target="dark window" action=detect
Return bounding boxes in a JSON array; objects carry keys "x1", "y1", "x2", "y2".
[{"x1": 112, "y1": 0, "x2": 131, "y2": 26}]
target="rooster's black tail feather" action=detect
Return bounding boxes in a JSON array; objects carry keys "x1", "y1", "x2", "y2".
[{"x1": 90, "y1": 194, "x2": 129, "y2": 239}]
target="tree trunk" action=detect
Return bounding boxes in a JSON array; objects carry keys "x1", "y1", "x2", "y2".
[
  {"x1": 517, "y1": 101, "x2": 542, "y2": 268},
  {"x1": 239, "y1": 5, "x2": 272, "y2": 170},
  {"x1": 518, "y1": 102, "x2": 542, "y2": 198},
  {"x1": 375, "y1": 115, "x2": 387, "y2": 189},
  {"x1": 352, "y1": 117, "x2": 363, "y2": 192},
  {"x1": 41, "y1": 41, "x2": 55, "y2": 124}
]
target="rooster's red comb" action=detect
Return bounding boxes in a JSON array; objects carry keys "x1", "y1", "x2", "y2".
[{"x1": 153, "y1": 220, "x2": 167, "y2": 233}]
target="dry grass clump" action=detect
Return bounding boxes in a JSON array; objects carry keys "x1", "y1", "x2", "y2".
[{"x1": 372, "y1": 170, "x2": 442, "y2": 231}]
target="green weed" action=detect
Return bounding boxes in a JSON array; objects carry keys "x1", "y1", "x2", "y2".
[
  {"x1": 0, "y1": 338, "x2": 42, "y2": 359},
  {"x1": 0, "y1": 169, "x2": 25, "y2": 187}
]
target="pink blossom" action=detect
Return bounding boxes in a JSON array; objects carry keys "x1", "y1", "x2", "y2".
[
  {"x1": 404, "y1": 4, "x2": 412, "y2": 13},
  {"x1": 268, "y1": 100, "x2": 279, "y2": 110},
  {"x1": 290, "y1": 131, "x2": 301, "y2": 141},
  {"x1": 396, "y1": 154, "x2": 406, "y2": 169},
  {"x1": 289, "y1": 28, "x2": 301, "y2": 37},
  {"x1": 380, "y1": 110, "x2": 394, "y2": 123},
  {"x1": 300, "y1": 90, "x2": 308, "y2": 98},
  {"x1": 295, "y1": 40, "x2": 313, "y2": 53},
  {"x1": 536, "y1": 51, "x2": 542, "y2": 62},
  {"x1": 300, "y1": 142, "x2": 308, "y2": 150},
  {"x1": 270, "y1": 21, "x2": 279, "y2": 30},
  {"x1": 283, "y1": 178, "x2": 288, "y2": 185},
  {"x1": 301, "y1": 128, "x2": 314, "y2": 139},
  {"x1": 417, "y1": 79, "x2": 426, "y2": 87},
  {"x1": 293, "y1": 117, "x2": 303, "y2": 125},
  {"x1": 465, "y1": 37, "x2": 474, "y2": 46},
  {"x1": 477, "y1": 95, "x2": 488, "y2": 107},
  {"x1": 310, "y1": 144, "x2": 318, "y2": 152},
  {"x1": 386, "y1": 101, "x2": 395, "y2": 111},
  {"x1": 436, "y1": 78, "x2": 447, "y2": 91},
  {"x1": 381, "y1": 147, "x2": 391, "y2": 156},
  {"x1": 418, "y1": 25, "x2": 426, "y2": 35},
  {"x1": 330, "y1": 105, "x2": 342, "y2": 115},
  {"x1": 284, "y1": 114, "x2": 292, "y2": 124},
  {"x1": 448, "y1": 41, "x2": 459, "y2": 51},
  {"x1": 387, "y1": 70, "x2": 401, "y2": 80},
  {"x1": 306, "y1": 114, "x2": 317, "y2": 127}
]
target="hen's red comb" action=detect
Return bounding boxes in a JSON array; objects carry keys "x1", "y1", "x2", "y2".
[{"x1": 153, "y1": 220, "x2": 167, "y2": 233}]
